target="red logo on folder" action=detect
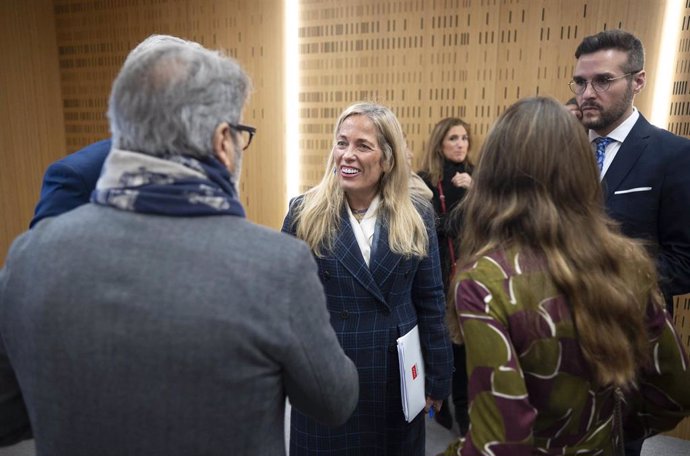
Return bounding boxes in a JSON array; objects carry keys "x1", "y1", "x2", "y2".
[{"x1": 411, "y1": 364, "x2": 418, "y2": 380}]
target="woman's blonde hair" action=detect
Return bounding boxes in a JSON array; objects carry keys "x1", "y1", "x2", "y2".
[
  {"x1": 419, "y1": 117, "x2": 472, "y2": 186},
  {"x1": 450, "y1": 96, "x2": 660, "y2": 389},
  {"x1": 291, "y1": 102, "x2": 429, "y2": 258}
]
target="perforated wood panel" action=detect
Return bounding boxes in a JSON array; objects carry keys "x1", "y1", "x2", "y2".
[
  {"x1": 668, "y1": 5, "x2": 690, "y2": 137},
  {"x1": 0, "y1": 0, "x2": 65, "y2": 264},
  {"x1": 297, "y1": 0, "x2": 666, "y2": 191},
  {"x1": 51, "y1": 0, "x2": 286, "y2": 228}
]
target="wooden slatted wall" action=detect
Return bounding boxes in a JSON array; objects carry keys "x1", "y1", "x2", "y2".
[
  {"x1": 54, "y1": 0, "x2": 286, "y2": 227},
  {"x1": 668, "y1": 4, "x2": 690, "y2": 137},
  {"x1": 296, "y1": 0, "x2": 666, "y2": 190},
  {"x1": 0, "y1": 0, "x2": 65, "y2": 264}
]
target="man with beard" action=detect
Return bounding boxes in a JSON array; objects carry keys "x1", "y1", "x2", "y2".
[
  {"x1": 572, "y1": 29, "x2": 690, "y2": 456},
  {"x1": 572, "y1": 29, "x2": 690, "y2": 312}
]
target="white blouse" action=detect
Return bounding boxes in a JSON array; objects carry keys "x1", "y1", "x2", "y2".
[{"x1": 346, "y1": 195, "x2": 380, "y2": 267}]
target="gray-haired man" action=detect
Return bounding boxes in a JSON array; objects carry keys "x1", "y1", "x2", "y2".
[{"x1": 1, "y1": 35, "x2": 358, "y2": 456}]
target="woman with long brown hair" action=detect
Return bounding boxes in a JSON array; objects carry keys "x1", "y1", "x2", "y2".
[
  {"x1": 450, "y1": 97, "x2": 690, "y2": 455},
  {"x1": 418, "y1": 117, "x2": 473, "y2": 435}
]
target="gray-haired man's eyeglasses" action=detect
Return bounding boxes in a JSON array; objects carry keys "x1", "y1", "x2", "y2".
[
  {"x1": 228, "y1": 123, "x2": 256, "y2": 150},
  {"x1": 568, "y1": 70, "x2": 641, "y2": 95}
]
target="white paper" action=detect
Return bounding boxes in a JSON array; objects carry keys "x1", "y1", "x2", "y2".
[{"x1": 397, "y1": 324, "x2": 426, "y2": 422}]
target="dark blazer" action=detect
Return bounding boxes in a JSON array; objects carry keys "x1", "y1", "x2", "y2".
[
  {"x1": 30, "y1": 139, "x2": 111, "y2": 228},
  {"x1": 283, "y1": 199, "x2": 453, "y2": 455},
  {"x1": 603, "y1": 114, "x2": 690, "y2": 308}
]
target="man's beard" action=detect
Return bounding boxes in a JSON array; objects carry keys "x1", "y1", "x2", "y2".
[{"x1": 581, "y1": 82, "x2": 634, "y2": 132}]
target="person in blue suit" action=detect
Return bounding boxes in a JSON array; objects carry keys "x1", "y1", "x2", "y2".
[
  {"x1": 282, "y1": 102, "x2": 453, "y2": 456},
  {"x1": 572, "y1": 29, "x2": 690, "y2": 313},
  {"x1": 572, "y1": 28, "x2": 690, "y2": 456},
  {"x1": 30, "y1": 139, "x2": 111, "y2": 228}
]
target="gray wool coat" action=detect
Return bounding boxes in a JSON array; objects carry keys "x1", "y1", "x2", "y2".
[{"x1": 0, "y1": 204, "x2": 359, "y2": 456}]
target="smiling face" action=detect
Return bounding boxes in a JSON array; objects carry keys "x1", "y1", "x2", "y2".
[
  {"x1": 334, "y1": 114, "x2": 385, "y2": 209},
  {"x1": 441, "y1": 124, "x2": 470, "y2": 164},
  {"x1": 573, "y1": 49, "x2": 645, "y2": 136}
]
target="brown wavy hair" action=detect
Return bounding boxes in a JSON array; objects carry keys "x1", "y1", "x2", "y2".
[
  {"x1": 451, "y1": 96, "x2": 660, "y2": 389},
  {"x1": 418, "y1": 117, "x2": 472, "y2": 186}
]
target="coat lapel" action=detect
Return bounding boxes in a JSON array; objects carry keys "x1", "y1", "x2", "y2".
[
  {"x1": 602, "y1": 116, "x2": 651, "y2": 203},
  {"x1": 333, "y1": 216, "x2": 387, "y2": 305},
  {"x1": 369, "y1": 221, "x2": 403, "y2": 290}
]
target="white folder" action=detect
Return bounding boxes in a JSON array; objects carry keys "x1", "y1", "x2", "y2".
[{"x1": 397, "y1": 324, "x2": 426, "y2": 422}]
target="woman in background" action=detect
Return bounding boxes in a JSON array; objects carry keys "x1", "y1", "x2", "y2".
[
  {"x1": 283, "y1": 102, "x2": 453, "y2": 456},
  {"x1": 451, "y1": 97, "x2": 690, "y2": 455},
  {"x1": 418, "y1": 117, "x2": 473, "y2": 435}
]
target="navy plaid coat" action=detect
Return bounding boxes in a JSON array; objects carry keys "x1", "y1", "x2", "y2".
[{"x1": 282, "y1": 199, "x2": 453, "y2": 455}]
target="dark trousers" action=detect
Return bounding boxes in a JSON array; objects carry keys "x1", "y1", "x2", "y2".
[
  {"x1": 437, "y1": 343, "x2": 469, "y2": 433},
  {"x1": 624, "y1": 438, "x2": 644, "y2": 456},
  {"x1": 451, "y1": 343, "x2": 469, "y2": 434}
]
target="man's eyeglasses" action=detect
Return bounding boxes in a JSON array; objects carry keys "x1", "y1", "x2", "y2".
[
  {"x1": 228, "y1": 123, "x2": 256, "y2": 150},
  {"x1": 568, "y1": 70, "x2": 641, "y2": 95}
]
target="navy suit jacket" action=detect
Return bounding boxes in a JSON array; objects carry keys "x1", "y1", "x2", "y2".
[
  {"x1": 30, "y1": 139, "x2": 111, "y2": 228},
  {"x1": 603, "y1": 114, "x2": 690, "y2": 309},
  {"x1": 283, "y1": 199, "x2": 453, "y2": 454}
]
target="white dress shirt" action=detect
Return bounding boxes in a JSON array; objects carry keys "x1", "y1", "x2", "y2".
[
  {"x1": 588, "y1": 108, "x2": 639, "y2": 180},
  {"x1": 346, "y1": 195, "x2": 380, "y2": 267}
]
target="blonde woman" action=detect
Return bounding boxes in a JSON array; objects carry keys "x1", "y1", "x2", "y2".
[
  {"x1": 283, "y1": 102, "x2": 453, "y2": 455},
  {"x1": 452, "y1": 97, "x2": 690, "y2": 455}
]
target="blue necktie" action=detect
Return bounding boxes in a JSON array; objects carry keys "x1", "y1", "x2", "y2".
[{"x1": 594, "y1": 137, "x2": 613, "y2": 172}]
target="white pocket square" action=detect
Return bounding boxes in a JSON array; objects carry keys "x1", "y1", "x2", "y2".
[{"x1": 614, "y1": 187, "x2": 652, "y2": 195}]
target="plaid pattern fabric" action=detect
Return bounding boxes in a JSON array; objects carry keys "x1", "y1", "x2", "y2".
[{"x1": 282, "y1": 200, "x2": 453, "y2": 455}]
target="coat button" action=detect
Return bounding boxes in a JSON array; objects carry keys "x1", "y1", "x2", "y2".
[
  {"x1": 388, "y1": 344, "x2": 396, "y2": 353},
  {"x1": 340, "y1": 310, "x2": 349, "y2": 320},
  {"x1": 323, "y1": 271, "x2": 331, "y2": 281}
]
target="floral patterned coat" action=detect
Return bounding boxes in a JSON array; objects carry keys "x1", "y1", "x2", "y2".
[{"x1": 456, "y1": 248, "x2": 690, "y2": 456}]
